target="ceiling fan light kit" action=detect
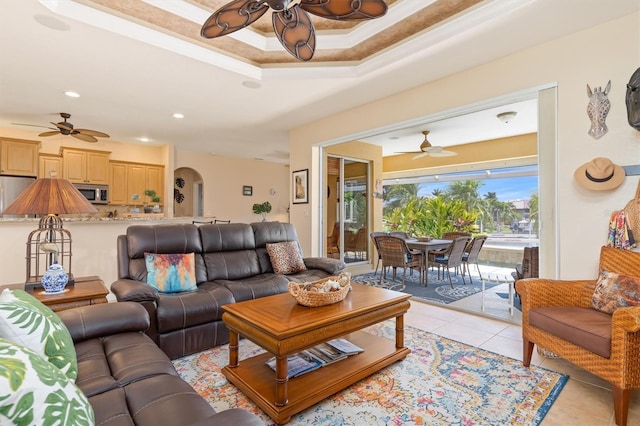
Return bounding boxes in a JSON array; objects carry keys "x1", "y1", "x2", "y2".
[{"x1": 200, "y1": 0, "x2": 388, "y2": 61}]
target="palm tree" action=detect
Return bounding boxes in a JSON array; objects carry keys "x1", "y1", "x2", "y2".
[
  {"x1": 443, "y1": 180, "x2": 484, "y2": 211},
  {"x1": 383, "y1": 183, "x2": 419, "y2": 213}
]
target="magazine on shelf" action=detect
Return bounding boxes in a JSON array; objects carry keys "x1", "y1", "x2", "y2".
[
  {"x1": 305, "y1": 343, "x2": 348, "y2": 365},
  {"x1": 265, "y1": 352, "x2": 323, "y2": 378},
  {"x1": 326, "y1": 338, "x2": 365, "y2": 355}
]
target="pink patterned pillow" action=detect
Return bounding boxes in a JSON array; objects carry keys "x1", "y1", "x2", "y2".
[
  {"x1": 266, "y1": 241, "x2": 307, "y2": 275},
  {"x1": 591, "y1": 270, "x2": 640, "y2": 314}
]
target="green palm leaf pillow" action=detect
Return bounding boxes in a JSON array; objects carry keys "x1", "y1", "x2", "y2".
[
  {"x1": 0, "y1": 289, "x2": 77, "y2": 381},
  {"x1": 0, "y1": 338, "x2": 93, "y2": 425}
]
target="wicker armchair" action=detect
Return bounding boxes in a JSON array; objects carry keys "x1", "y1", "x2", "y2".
[
  {"x1": 516, "y1": 246, "x2": 640, "y2": 426},
  {"x1": 375, "y1": 235, "x2": 423, "y2": 288}
]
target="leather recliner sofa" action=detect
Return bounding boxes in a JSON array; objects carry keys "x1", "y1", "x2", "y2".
[
  {"x1": 59, "y1": 301, "x2": 263, "y2": 425},
  {"x1": 112, "y1": 221, "x2": 345, "y2": 359}
]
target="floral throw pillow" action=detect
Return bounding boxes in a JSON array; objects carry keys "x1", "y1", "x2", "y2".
[
  {"x1": 591, "y1": 270, "x2": 640, "y2": 314},
  {"x1": 0, "y1": 289, "x2": 77, "y2": 381},
  {"x1": 0, "y1": 338, "x2": 94, "y2": 425},
  {"x1": 145, "y1": 252, "x2": 197, "y2": 293},
  {"x1": 266, "y1": 241, "x2": 307, "y2": 275}
]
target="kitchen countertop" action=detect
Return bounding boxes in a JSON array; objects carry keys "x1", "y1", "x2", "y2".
[{"x1": 0, "y1": 215, "x2": 216, "y2": 223}]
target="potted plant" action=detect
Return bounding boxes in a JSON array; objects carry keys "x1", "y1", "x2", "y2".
[
  {"x1": 144, "y1": 189, "x2": 161, "y2": 213},
  {"x1": 252, "y1": 201, "x2": 272, "y2": 222}
]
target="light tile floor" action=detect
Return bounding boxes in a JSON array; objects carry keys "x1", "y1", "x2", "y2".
[{"x1": 349, "y1": 262, "x2": 639, "y2": 425}]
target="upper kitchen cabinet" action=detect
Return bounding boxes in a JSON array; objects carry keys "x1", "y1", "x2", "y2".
[
  {"x1": 39, "y1": 154, "x2": 63, "y2": 179},
  {"x1": 0, "y1": 138, "x2": 40, "y2": 177},
  {"x1": 61, "y1": 147, "x2": 110, "y2": 184}
]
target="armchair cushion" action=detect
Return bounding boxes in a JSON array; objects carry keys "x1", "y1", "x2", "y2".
[
  {"x1": 145, "y1": 252, "x2": 197, "y2": 293},
  {"x1": 266, "y1": 241, "x2": 307, "y2": 275},
  {"x1": 591, "y1": 270, "x2": 640, "y2": 314},
  {"x1": 529, "y1": 306, "x2": 612, "y2": 358}
]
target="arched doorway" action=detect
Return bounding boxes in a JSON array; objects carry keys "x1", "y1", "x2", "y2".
[{"x1": 174, "y1": 167, "x2": 204, "y2": 217}]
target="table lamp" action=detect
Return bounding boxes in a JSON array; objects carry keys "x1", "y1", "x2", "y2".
[{"x1": 1, "y1": 177, "x2": 98, "y2": 290}]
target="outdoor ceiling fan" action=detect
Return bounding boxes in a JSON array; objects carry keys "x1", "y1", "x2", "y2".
[
  {"x1": 397, "y1": 130, "x2": 458, "y2": 159},
  {"x1": 12, "y1": 113, "x2": 109, "y2": 143},
  {"x1": 200, "y1": 0, "x2": 388, "y2": 61}
]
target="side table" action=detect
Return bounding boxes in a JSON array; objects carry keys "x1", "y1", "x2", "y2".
[
  {"x1": 26, "y1": 276, "x2": 109, "y2": 312},
  {"x1": 481, "y1": 273, "x2": 515, "y2": 317}
]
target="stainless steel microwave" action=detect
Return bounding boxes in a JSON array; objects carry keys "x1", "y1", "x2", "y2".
[{"x1": 74, "y1": 184, "x2": 109, "y2": 205}]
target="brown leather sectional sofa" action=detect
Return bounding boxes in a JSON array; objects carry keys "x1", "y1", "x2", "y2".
[
  {"x1": 59, "y1": 301, "x2": 263, "y2": 425},
  {"x1": 112, "y1": 221, "x2": 346, "y2": 359}
]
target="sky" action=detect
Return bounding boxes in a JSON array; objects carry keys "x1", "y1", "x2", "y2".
[{"x1": 416, "y1": 169, "x2": 538, "y2": 202}]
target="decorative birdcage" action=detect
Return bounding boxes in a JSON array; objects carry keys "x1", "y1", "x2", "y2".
[{"x1": 25, "y1": 215, "x2": 75, "y2": 290}]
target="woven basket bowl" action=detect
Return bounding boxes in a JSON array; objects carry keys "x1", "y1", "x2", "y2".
[
  {"x1": 288, "y1": 276, "x2": 351, "y2": 307},
  {"x1": 416, "y1": 236, "x2": 433, "y2": 242}
]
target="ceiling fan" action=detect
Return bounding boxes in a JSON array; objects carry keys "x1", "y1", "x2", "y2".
[
  {"x1": 200, "y1": 0, "x2": 388, "y2": 61},
  {"x1": 398, "y1": 131, "x2": 458, "y2": 159},
  {"x1": 12, "y1": 113, "x2": 110, "y2": 143}
]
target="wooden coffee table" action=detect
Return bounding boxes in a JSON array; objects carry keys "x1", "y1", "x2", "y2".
[{"x1": 221, "y1": 282, "x2": 411, "y2": 424}]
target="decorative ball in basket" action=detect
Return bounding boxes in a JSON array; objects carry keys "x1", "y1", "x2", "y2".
[{"x1": 289, "y1": 272, "x2": 351, "y2": 307}]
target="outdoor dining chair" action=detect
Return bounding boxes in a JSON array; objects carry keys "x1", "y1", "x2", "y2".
[
  {"x1": 370, "y1": 231, "x2": 387, "y2": 276},
  {"x1": 462, "y1": 235, "x2": 487, "y2": 283},
  {"x1": 428, "y1": 236, "x2": 471, "y2": 288},
  {"x1": 375, "y1": 235, "x2": 423, "y2": 288}
]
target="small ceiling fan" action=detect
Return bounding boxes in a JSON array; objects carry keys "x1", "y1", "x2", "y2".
[
  {"x1": 200, "y1": 0, "x2": 388, "y2": 61},
  {"x1": 398, "y1": 131, "x2": 458, "y2": 159},
  {"x1": 12, "y1": 112, "x2": 110, "y2": 143}
]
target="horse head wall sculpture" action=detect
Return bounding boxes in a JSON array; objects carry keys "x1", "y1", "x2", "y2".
[{"x1": 587, "y1": 80, "x2": 612, "y2": 139}]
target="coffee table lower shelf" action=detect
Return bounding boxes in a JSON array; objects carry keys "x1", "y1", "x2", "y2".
[{"x1": 222, "y1": 330, "x2": 409, "y2": 425}]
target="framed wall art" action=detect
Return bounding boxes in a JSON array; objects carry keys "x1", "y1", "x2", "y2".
[
  {"x1": 243, "y1": 185, "x2": 253, "y2": 196},
  {"x1": 292, "y1": 169, "x2": 309, "y2": 204}
]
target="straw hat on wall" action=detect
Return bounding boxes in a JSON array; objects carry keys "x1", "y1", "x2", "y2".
[{"x1": 574, "y1": 157, "x2": 625, "y2": 191}]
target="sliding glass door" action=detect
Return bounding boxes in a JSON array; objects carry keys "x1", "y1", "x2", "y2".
[{"x1": 326, "y1": 156, "x2": 370, "y2": 264}]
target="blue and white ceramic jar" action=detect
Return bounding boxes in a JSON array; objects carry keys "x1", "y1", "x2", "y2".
[{"x1": 42, "y1": 261, "x2": 68, "y2": 294}]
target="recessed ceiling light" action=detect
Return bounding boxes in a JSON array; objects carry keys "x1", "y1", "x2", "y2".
[
  {"x1": 389, "y1": 136, "x2": 399, "y2": 140},
  {"x1": 137, "y1": 137, "x2": 151, "y2": 142},
  {"x1": 173, "y1": 113, "x2": 184, "y2": 119},
  {"x1": 33, "y1": 14, "x2": 70, "y2": 31},
  {"x1": 242, "y1": 81, "x2": 261, "y2": 89},
  {"x1": 64, "y1": 91, "x2": 80, "y2": 98}
]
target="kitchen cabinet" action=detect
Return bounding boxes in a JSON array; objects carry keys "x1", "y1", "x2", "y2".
[
  {"x1": 61, "y1": 147, "x2": 110, "y2": 184},
  {"x1": 0, "y1": 138, "x2": 40, "y2": 177},
  {"x1": 39, "y1": 154, "x2": 63, "y2": 179},
  {"x1": 109, "y1": 161, "x2": 164, "y2": 205}
]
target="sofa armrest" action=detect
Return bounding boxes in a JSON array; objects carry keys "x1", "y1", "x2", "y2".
[
  {"x1": 303, "y1": 257, "x2": 346, "y2": 275},
  {"x1": 58, "y1": 302, "x2": 150, "y2": 343},
  {"x1": 111, "y1": 278, "x2": 160, "y2": 303},
  {"x1": 185, "y1": 409, "x2": 264, "y2": 426}
]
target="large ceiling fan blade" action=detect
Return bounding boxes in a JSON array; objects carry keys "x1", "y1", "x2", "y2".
[
  {"x1": 201, "y1": 0, "x2": 268, "y2": 38},
  {"x1": 300, "y1": 0, "x2": 387, "y2": 21},
  {"x1": 76, "y1": 129, "x2": 110, "y2": 138},
  {"x1": 412, "y1": 152, "x2": 429, "y2": 160},
  {"x1": 38, "y1": 131, "x2": 60, "y2": 137},
  {"x1": 71, "y1": 133, "x2": 98, "y2": 143},
  {"x1": 11, "y1": 123, "x2": 56, "y2": 130},
  {"x1": 429, "y1": 150, "x2": 458, "y2": 157},
  {"x1": 273, "y1": 5, "x2": 316, "y2": 61}
]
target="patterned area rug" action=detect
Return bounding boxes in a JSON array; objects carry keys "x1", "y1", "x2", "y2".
[
  {"x1": 173, "y1": 321, "x2": 567, "y2": 426},
  {"x1": 352, "y1": 269, "x2": 499, "y2": 305}
]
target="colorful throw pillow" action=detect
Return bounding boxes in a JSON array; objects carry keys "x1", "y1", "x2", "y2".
[
  {"x1": 266, "y1": 241, "x2": 307, "y2": 275},
  {"x1": 145, "y1": 252, "x2": 197, "y2": 293},
  {"x1": 0, "y1": 289, "x2": 77, "y2": 381},
  {"x1": 591, "y1": 270, "x2": 640, "y2": 314},
  {"x1": 0, "y1": 338, "x2": 94, "y2": 425}
]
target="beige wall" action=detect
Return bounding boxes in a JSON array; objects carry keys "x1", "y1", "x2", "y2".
[
  {"x1": 290, "y1": 12, "x2": 640, "y2": 279},
  {"x1": 175, "y1": 150, "x2": 289, "y2": 224}
]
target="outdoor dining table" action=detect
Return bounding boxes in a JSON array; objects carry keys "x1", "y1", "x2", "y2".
[{"x1": 405, "y1": 239, "x2": 453, "y2": 285}]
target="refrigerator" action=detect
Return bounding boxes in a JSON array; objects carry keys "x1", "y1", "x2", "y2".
[{"x1": 0, "y1": 176, "x2": 37, "y2": 218}]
